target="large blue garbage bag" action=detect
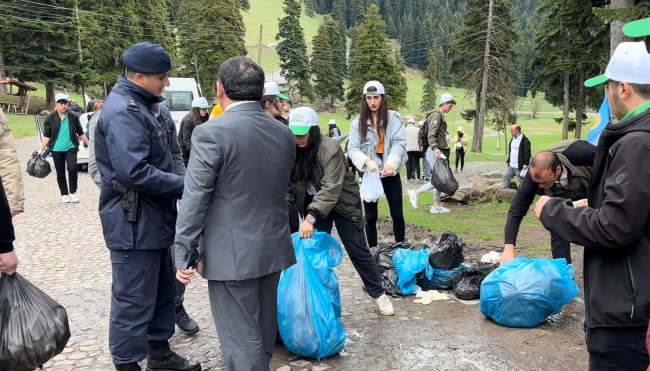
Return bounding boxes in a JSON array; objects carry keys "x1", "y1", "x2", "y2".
[
  {"x1": 479, "y1": 257, "x2": 579, "y2": 328},
  {"x1": 277, "y1": 232, "x2": 346, "y2": 360},
  {"x1": 393, "y1": 248, "x2": 433, "y2": 295},
  {"x1": 417, "y1": 264, "x2": 467, "y2": 290}
]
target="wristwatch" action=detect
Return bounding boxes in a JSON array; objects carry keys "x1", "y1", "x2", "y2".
[{"x1": 305, "y1": 213, "x2": 316, "y2": 225}]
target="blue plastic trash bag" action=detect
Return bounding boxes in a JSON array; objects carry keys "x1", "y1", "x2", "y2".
[
  {"x1": 417, "y1": 264, "x2": 467, "y2": 290},
  {"x1": 277, "y1": 232, "x2": 346, "y2": 360},
  {"x1": 479, "y1": 257, "x2": 578, "y2": 328},
  {"x1": 393, "y1": 248, "x2": 433, "y2": 295}
]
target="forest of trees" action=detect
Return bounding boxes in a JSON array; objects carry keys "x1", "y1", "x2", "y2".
[{"x1": 2, "y1": 0, "x2": 650, "y2": 150}]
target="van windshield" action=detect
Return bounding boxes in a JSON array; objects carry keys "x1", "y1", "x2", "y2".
[{"x1": 161, "y1": 91, "x2": 193, "y2": 112}]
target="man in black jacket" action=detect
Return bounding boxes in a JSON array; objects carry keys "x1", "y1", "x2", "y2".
[
  {"x1": 500, "y1": 140, "x2": 595, "y2": 264},
  {"x1": 501, "y1": 124, "x2": 531, "y2": 188},
  {"x1": 535, "y1": 41, "x2": 650, "y2": 370}
]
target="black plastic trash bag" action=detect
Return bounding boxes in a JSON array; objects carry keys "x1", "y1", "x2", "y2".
[
  {"x1": 453, "y1": 263, "x2": 499, "y2": 300},
  {"x1": 431, "y1": 158, "x2": 458, "y2": 196},
  {"x1": 381, "y1": 270, "x2": 403, "y2": 297},
  {"x1": 0, "y1": 273, "x2": 71, "y2": 371},
  {"x1": 26, "y1": 152, "x2": 51, "y2": 179},
  {"x1": 370, "y1": 242, "x2": 428, "y2": 274},
  {"x1": 428, "y1": 232, "x2": 465, "y2": 270}
]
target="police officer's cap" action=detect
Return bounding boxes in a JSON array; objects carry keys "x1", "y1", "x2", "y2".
[{"x1": 122, "y1": 42, "x2": 171, "y2": 74}]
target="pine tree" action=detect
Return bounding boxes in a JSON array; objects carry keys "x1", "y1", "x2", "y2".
[
  {"x1": 304, "y1": 0, "x2": 317, "y2": 17},
  {"x1": 2, "y1": 0, "x2": 79, "y2": 106},
  {"x1": 345, "y1": 4, "x2": 407, "y2": 115},
  {"x1": 240, "y1": 0, "x2": 250, "y2": 11},
  {"x1": 276, "y1": 0, "x2": 314, "y2": 101},
  {"x1": 420, "y1": 49, "x2": 438, "y2": 112},
  {"x1": 449, "y1": 0, "x2": 520, "y2": 152},
  {"x1": 311, "y1": 21, "x2": 341, "y2": 107},
  {"x1": 324, "y1": 16, "x2": 347, "y2": 82},
  {"x1": 177, "y1": 0, "x2": 246, "y2": 98},
  {"x1": 331, "y1": 0, "x2": 347, "y2": 30}
]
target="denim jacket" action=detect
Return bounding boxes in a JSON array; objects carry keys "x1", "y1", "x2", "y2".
[{"x1": 347, "y1": 110, "x2": 406, "y2": 172}]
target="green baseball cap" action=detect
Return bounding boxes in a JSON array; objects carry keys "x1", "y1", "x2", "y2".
[
  {"x1": 288, "y1": 107, "x2": 319, "y2": 136},
  {"x1": 623, "y1": 18, "x2": 650, "y2": 38}
]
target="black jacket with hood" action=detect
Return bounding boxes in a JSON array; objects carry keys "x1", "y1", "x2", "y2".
[{"x1": 540, "y1": 108, "x2": 650, "y2": 329}]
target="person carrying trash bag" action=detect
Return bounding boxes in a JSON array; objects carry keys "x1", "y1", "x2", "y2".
[
  {"x1": 288, "y1": 106, "x2": 395, "y2": 316},
  {"x1": 347, "y1": 81, "x2": 407, "y2": 248}
]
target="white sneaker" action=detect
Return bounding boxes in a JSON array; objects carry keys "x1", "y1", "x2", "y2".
[
  {"x1": 61, "y1": 195, "x2": 70, "y2": 203},
  {"x1": 408, "y1": 190, "x2": 418, "y2": 209},
  {"x1": 430, "y1": 205, "x2": 450, "y2": 214},
  {"x1": 374, "y1": 293, "x2": 395, "y2": 316},
  {"x1": 69, "y1": 193, "x2": 80, "y2": 203}
]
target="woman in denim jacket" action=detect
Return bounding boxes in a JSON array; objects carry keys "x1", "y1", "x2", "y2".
[{"x1": 347, "y1": 81, "x2": 406, "y2": 247}]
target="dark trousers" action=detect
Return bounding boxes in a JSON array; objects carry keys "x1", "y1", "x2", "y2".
[
  {"x1": 288, "y1": 204, "x2": 300, "y2": 234},
  {"x1": 109, "y1": 249, "x2": 175, "y2": 365},
  {"x1": 551, "y1": 232, "x2": 572, "y2": 264},
  {"x1": 586, "y1": 326, "x2": 649, "y2": 371},
  {"x1": 51, "y1": 149, "x2": 78, "y2": 195},
  {"x1": 406, "y1": 151, "x2": 421, "y2": 180},
  {"x1": 207, "y1": 272, "x2": 281, "y2": 371},
  {"x1": 314, "y1": 210, "x2": 384, "y2": 298},
  {"x1": 363, "y1": 174, "x2": 405, "y2": 247},
  {"x1": 455, "y1": 148, "x2": 465, "y2": 171}
]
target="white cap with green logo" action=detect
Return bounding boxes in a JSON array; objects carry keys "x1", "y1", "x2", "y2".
[
  {"x1": 584, "y1": 41, "x2": 650, "y2": 87},
  {"x1": 288, "y1": 107, "x2": 319, "y2": 136}
]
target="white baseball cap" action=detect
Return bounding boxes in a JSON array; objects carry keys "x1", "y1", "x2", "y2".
[
  {"x1": 191, "y1": 97, "x2": 210, "y2": 109},
  {"x1": 263, "y1": 81, "x2": 290, "y2": 100},
  {"x1": 438, "y1": 93, "x2": 456, "y2": 106},
  {"x1": 363, "y1": 80, "x2": 385, "y2": 95},
  {"x1": 328, "y1": 119, "x2": 336, "y2": 125},
  {"x1": 55, "y1": 93, "x2": 69, "y2": 103},
  {"x1": 408, "y1": 118, "x2": 415, "y2": 124},
  {"x1": 585, "y1": 41, "x2": 650, "y2": 87},
  {"x1": 288, "y1": 107, "x2": 319, "y2": 136}
]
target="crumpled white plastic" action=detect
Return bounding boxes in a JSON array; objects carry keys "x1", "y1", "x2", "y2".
[
  {"x1": 414, "y1": 288, "x2": 450, "y2": 304},
  {"x1": 480, "y1": 251, "x2": 502, "y2": 264},
  {"x1": 359, "y1": 172, "x2": 385, "y2": 203}
]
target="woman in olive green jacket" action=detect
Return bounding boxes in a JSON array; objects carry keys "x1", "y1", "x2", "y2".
[{"x1": 287, "y1": 107, "x2": 395, "y2": 316}]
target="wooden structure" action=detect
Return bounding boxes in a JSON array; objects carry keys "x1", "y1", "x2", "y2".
[{"x1": 0, "y1": 79, "x2": 37, "y2": 114}]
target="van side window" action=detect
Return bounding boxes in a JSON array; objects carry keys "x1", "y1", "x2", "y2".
[{"x1": 161, "y1": 91, "x2": 193, "y2": 112}]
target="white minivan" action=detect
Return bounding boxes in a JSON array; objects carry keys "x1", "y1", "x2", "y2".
[{"x1": 161, "y1": 78, "x2": 200, "y2": 133}]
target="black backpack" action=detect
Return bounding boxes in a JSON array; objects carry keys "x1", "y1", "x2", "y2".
[{"x1": 418, "y1": 120, "x2": 429, "y2": 151}]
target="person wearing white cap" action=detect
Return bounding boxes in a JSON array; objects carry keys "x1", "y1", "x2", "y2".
[
  {"x1": 178, "y1": 97, "x2": 210, "y2": 167},
  {"x1": 261, "y1": 81, "x2": 289, "y2": 125},
  {"x1": 37, "y1": 92, "x2": 89, "y2": 203},
  {"x1": 347, "y1": 80, "x2": 407, "y2": 248},
  {"x1": 534, "y1": 41, "x2": 650, "y2": 370},
  {"x1": 408, "y1": 92, "x2": 456, "y2": 213},
  {"x1": 288, "y1": 107, "x2": 395, "y2": 316},
  {"x1": 327, "y1": 118, "x2": 348, "y2": 144}
]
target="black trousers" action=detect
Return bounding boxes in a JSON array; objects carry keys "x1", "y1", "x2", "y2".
[
  {"x1": 406, "y1": 151, "x2": 420, "y2": 180},
  {"x1": 363, "y1": 174, "x2": 405, "y2": 247},
  {"x1": 109, "y1": 249, "x2": 175, "y2": 365},
  {"x1": 586, "y1": 326, "x2": 649, "y2": 371},
  {"x1": 455, "y1": 148, "x2": 465, "y2": 171},
  {"x1": 551, "y1": 232, "x2": 572, "y2": 264},
  {"x1": 208, "y1": 272, "x2": 281, "y2": 371},
  {"x1": 314, "y1": 210, "x2": 384, "y2": 298},
  {"x1": 51, "y1": 149, "x2": 78, "y2": 195}
]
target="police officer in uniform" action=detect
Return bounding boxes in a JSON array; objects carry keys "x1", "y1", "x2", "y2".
[{"x1": 94, "y1": 42, "x2": 201, "y2": 371}]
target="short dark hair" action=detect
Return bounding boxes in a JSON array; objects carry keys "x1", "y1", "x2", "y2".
[
  {"x1": 217, "y1": 57, "x2": 265, "y2": 101},
  {"x1": 629, "y1": 83, "x2": 650, "y2": 99},
  {"x1": 530, "y1": 150, "x2": 560, "y2": 171}
]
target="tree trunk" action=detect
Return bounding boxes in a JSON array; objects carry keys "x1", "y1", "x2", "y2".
[
  {"x1": 562, "y1": 72, "x2": 570, "y2": 140},
  {"x1": 575, "y1": 72, "x2": 585, "y2": 139},
  {"x1": 0, "y1": 49, "x2": 5, "y2": 94},
  {"x1": 46, "y1": 83, "x2": 55, "y2": 111},
  {"x1": 610, "y1": 0, "x2": 635, "y2": 56},
  {"x1": 474, "y1": 0, "x2": 494, "y2": 153},
  {"x1": 473, "y1": 90, "x2": 480, "y2": 149}
]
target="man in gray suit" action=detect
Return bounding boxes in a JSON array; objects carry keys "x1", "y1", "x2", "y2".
[{"x1": 174, "y1": 56, "x2": 296, "y2": 371}]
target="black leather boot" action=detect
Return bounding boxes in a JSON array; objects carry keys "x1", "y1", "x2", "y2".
[
  {"x1": 146, "y1": 340, "x2": 201, "y2": 371},
  {"x1": 115, "y1": 363, "x2": 142, "y2": 371},
  {"x1": 175, "y1": 305, "x2": 199, "y2": 335}
]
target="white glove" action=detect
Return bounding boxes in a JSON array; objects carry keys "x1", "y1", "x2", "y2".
[{"x1": 365, "y1": 160, "x2": 380, "y2": 175}]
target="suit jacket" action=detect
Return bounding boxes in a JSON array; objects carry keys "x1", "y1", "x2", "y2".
[{"x1": 174, "y1": 101, "x2": 297, "y2": 281}]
